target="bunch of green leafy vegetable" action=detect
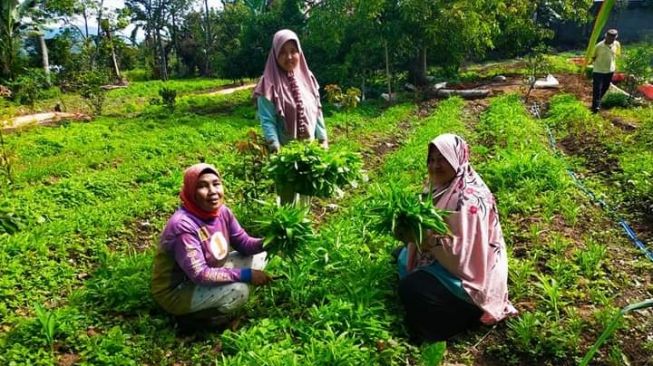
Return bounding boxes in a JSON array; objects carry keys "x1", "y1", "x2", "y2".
[
  {"x1": 265, "y1": 141, "x2": 364, "y2": 198},
  {"x1": 368, "y1": 184, "x2": 449, "y2": 248},
  {"x1": 254, "y1": 201, "x2": 315, "y2": 258}
]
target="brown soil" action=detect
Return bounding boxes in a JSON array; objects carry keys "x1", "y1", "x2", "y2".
[{"x1": 558, "y1": 134, "x2": 622, "y2": 177}]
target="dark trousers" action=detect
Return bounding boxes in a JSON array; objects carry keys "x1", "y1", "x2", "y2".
[
  {"x1": 592, "y1": 72, "x2": 614, "y2": 112},
  {"x1": 398, "y1": 270, "x2": 483, "y2": 342}
]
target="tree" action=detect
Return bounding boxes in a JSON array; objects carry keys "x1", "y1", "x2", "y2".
[
  {"x1": 0, "y1": 0, "x2": 37, "y2": 81},
  {"x1": 99, "y1": 7, "x2": 131, "y2": 81},
  {"x1": 126, "y1": 0, "x2": 171, "y2": 79}
]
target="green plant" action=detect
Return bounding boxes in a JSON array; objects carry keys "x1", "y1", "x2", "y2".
[
  {"x1": 0, "y1": 205, "x2": 24, "y2": 234},
  {"x1": 523, "y1": 45, "x2": 551, "y2": 103},
  {"x1": 158, "y1": 87, "x2": 177, "y2": 111},
  {"x1": 576, "y1": 240, "x2": 607, "y2": 278},
  {"x1": 420, "y1": 341, "x2": 446, "y2": 366},
  {"x1": 323, "y1": 84, "x2": 361, "y2": 136},
  {"x1": 0, "y1": 107, "x2": 13, "y2": 186},
  {"x1": 10, "y1": 69, "x2": 47, "y2": 110},
  {"x1": 34, "y1": 304, "x2": 57, "y2": 355},
  {"x1": 254, "y1": 201, "x2": 315, "y2": 259},
  {"x1": 584, "y1": 0, "x2": 617, "y2": 65},
  {"x1": 622, "y1": 46, "x2": 653, "y2": 103},
  {"x1": 73, "y1": 70, "x2": 109, "y2": 116},
  {"x1": 227, "y1": 129, "x2": 272, "y2": 201},
  {"x1": 507, "y1": 312, "x2": 541, "y2": 353},
  {"x1": 265, "y1": 141, "x2": 364, "y2": 198},
  {"x1": 536, "y1": 274, "x2": 563, "y2": 320},
  {"x1": 368, "y1": 184, "x2": 449, "y2": 248},
  {"x1": 601, "y1": 92, "x2": 630, "y2": 109},
  {"x1": 580, "y1": 299, "x2": 653, "y2": 366},
  {"x1": 508, "y1": 258, "x2": 536, "y2": 301}
]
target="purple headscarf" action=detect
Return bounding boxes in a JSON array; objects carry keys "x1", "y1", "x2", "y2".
[{"x1": 253, "y1": 29, "x2": 321, "y2": 140}]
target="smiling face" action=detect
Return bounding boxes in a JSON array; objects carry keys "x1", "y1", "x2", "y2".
[
  {"x1": 276, "y1": 40, "x2": 300, "y2": 73},
  {"x1": 194, "y1": 173, "x2": 224, "y2": 212},
  {"x1": 427, "y1": 145, "x2": 457, "y2": 187}
]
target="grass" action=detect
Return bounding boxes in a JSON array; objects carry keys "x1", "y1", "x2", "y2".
[
  {"x1": 0, "y1": 77, "x2": 427, "y2": 364},
  {"x1": 2, "y1": 72, "x2": 652, "y2": 365},
  {"x1": 3, "y1": 78, "x2": 240, "y2": 118}
]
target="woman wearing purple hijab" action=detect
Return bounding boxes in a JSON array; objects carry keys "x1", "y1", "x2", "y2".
[{"x1": 253, "y1": 29, "x2": 328, "y2": 154}]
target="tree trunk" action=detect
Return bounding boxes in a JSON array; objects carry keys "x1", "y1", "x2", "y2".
[
  {"x1": 106, "y1": 29, "x2": 121, "y2": 81},
  {"x1": 202, "y1": 0, "x2": 211, "y2": 76},
  {"x1": 409, "y1": 46, "x2": 429, "y2": 87},
  {"x1": 158, "y1": 29, "x2": 168, "y2": 81},
  {"x1": 92, "y1": 0, "x2": 105, "y2": 68},
  {"x1": 171, "y1": 12, "x2": 181, "y2": 76},
  {"x1": 384, "y1": 40, "x2": 391, "y2": 100},
  {"x1": 82, "y1": 6, "x2": 89, "y2": 38},
  {"x1": 38, "y1": 33, "x2": 51, "y2": 85}
]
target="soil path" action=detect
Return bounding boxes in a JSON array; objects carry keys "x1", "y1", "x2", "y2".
[
  {"x1": 2, "y1": 112, "x2": 88, "y2": 131},
  {"x1": 204, "y1": 83, "x2": 255, "y2": 96},
  {"x1": 1, "y1": 83, "x2": 256, "y2": 132}
]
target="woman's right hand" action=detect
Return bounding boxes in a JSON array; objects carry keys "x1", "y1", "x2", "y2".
[
  {"x1": 251, "y1": 269, "x2": 273, "y2": 286},
  {"x1": 268, "y1": 142, "x2": 280, "y2": 154}
]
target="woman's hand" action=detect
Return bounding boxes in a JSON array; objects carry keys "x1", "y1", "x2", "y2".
[
  {"x1": 268, "y1": 141, "x2": 280, "y2": 154},
  {"x1": 251, "y1": 270, "x2": 273, "y2": 286},
  {"x1": 319, "y1": 140, "x2": 329, "y2": 150},
  {"x1": 422, "y1": 229, "x2": 450, "y2": 251},
  {"x1": 393, "y1": 226, "x2": 415, "y2": 244}
]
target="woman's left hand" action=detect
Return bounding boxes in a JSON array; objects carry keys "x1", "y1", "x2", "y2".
[
  {"x1": 319, "y1": 140, "x2": 329, "y2": 150},
  {"x1": 422, "y1": 229, "x2": 449, "y2": 251}
]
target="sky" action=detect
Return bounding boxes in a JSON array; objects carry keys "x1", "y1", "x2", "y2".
[{"x1": 57, "y1": 0, "x2": 223, "y2": 43}]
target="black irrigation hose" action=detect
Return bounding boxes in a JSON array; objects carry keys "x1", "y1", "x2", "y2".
[{"x1": 529, "y1": 102, "x2": 653, "y2": 262}]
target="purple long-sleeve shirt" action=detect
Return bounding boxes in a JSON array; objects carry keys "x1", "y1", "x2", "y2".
[{"x1": 151, "y1": 205, "x2": 264, "y2": 314}]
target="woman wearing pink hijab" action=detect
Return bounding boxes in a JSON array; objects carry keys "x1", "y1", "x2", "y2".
[
  {"x1": 253, "y1": 29, "x2": 328, "y2": 154},
  {"x1": 396, "y1": 134, "x2": 517, "y2": 342}
]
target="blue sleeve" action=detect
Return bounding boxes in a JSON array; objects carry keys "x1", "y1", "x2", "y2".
[
  {"x1": 314, "y1": 109, "x2": 328, "y2": 142},
  {"x1": 257, "y1": 96, "x2": 281, "y2": 150}
]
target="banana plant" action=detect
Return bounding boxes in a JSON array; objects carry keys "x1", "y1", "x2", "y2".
[
  {"x1": 0, "y1": 0, "x2": 38, "y2": 80},
  {"x1": 583, "y1": 0, "x2": 615, "y2": 67}
]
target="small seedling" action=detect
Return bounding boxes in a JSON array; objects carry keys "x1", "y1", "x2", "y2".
[{"x1": 34, "y1": 304, "x2": 57, "y2": 355}]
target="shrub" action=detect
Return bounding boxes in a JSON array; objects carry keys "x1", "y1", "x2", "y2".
[
  {"x1": 72, "y1": 70, "x2": 109, "y2": 116},
  {"x1": 622, "y1": 46, "x2": 653, "y2": 101},
  {"x1": 158, "y1": 87, "x2": 177, "y2": 111},
  {"x1": 10, "y1": 69, "x2": 48, "y2": 110}
]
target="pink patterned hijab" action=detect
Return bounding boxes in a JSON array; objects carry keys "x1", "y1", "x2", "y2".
[
  {"x1": 409, "y1": 134, "x2": 517, "y2": 324},
  {"x1": 253, "y1": 29, "x2": 321, "y2": 140}
]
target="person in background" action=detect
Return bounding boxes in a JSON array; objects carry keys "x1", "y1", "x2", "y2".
[
  {"x1": 253, "y1": 29, "x2": 328, "y2": 205},
  {"x1": 396, "y1": 134, "x2": 517, "y2": 342},
  {"x1": 591, "y1": 29, "x2": 621, "y2": 113},
  {"x1": 151, "y1": 163, "x2": 272, "y2": 329}
]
